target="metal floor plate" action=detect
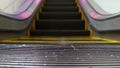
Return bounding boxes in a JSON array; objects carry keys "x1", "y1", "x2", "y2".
[{"x1": 0, "y1": 44, "x2": 120, "y2": 68}]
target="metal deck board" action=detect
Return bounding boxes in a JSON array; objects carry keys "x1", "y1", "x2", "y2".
[{"x1": 0, "y1": 44, "x2": 120, "y2": 67}]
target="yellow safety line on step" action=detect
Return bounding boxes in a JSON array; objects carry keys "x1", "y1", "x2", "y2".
[
  {"x1": 1, "y1": 40, "x2": 120, "y2": 44},
  {"x1": 90, "y1": 30, "x2": 93, "y2": 38},
  {"x1": 32, "y1": 19, "x2": 36, "y2": 30},
  {"x1": 75, "y1": 0, "x2": 88, "y2": 30},
  {"x1": 36, "y1": 11, "x2": 40, "y2": 21},
  {"x1": 31, "y1": 0, "x2": 46, "y2": 30},
  {"x1": 26, "y1": 30, "x2": 30, "y2": 37},
  {"x1": 27, "y1": 0, "x2": 46, "y2": 37}
]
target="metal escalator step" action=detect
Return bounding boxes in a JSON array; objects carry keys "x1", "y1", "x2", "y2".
[
  {"x1": 40, "y1": 12, "x2": 81, "y2": 19},
  {"x1": 43, "y1": 6, "x2": 78, "y2": 12},
  {"x1": 30, "y1": 30, "x2": 90, "y2": 36},
  {"x1": 46, "y1": 0, "x2": 74, "y2": 2},
  {"x1": 36, "y1": 19, "x2": 85, "y2": 30},
  {"x1": 45, "y1": 2, "x2": 76, "y2": 6}
]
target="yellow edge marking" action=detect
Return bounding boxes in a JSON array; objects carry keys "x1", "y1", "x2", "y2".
[
  {"x1": 9, "y1": 38, "x2": 97, "y2": 41},
  {"x1": 1, "y1": 36, "x2": 120, "y2": 44},
  {"x1": 32, "y1": 19, "x2": 36, "y2": 30},
  {"x1": 26, "y1": 30, "x2": 30, "y2": 37},
  {"x1": 93, "y1": 37, "x2": 120, "y2": 43},
  {"x1": 90, "y1": 30, "x2": 93, "y2": 38},
  {"x1": 36, "y1": 12, "x2": 39, "y2": 21},
  {"x1": 31, "y1": 0, "x2": 46, "y2": 31},
  {"x1": 1, "y1": 40, "x2": 120, "y2": 44},
  {"x1": 76, "y1": 0, "x2": 88, "y2": 30}
]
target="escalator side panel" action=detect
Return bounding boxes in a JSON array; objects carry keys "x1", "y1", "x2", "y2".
[{"x1": 0, "y1": 0, "x2": 43, "y2": 31}]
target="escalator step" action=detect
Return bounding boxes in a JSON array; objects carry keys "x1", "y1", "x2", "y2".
[
  {"x1": 47, "y1": 0, "x2": 74, "y2": 2},
  {"x1": 30, "y1": 0, "x2": 91, "y2": 37},
  {"x1": 43, "y1": 7, "x2": 78, "y2": 12},
  {"x1": 45, "y1": 2, "x2": 75, "y2": 5},
  {"x1": 40, "y1": 12, "x2": 81, "y2": 19},
  {"x1": 30, "y1": 30, "x2": 90, "y2": 36},
  {"x1": 45, "y1": 2, "x2": 76, "y2": 6},
  {"x1": 36, "y1": 19, "x2": 85, "y2": 30}
]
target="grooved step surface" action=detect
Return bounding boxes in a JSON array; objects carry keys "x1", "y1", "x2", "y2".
[
  {"x1": 0, "y1": 44, "x2": 120, "y2": 67},
  {"x1": 36, "y1": 19, "x2": 85, "y2": 30},
  {"x1": 45, "y1": 2, "x2": 76, "y2": 6},
  {"x1": 43, "y1": 7, "x2": 78, "y2": 12},
  {"x1": 30, "y1": 30, "x2": 90, "y2": 36},
  {"x1": 47, "y1": 0, "x2": 74, "y2": 2},
  {"x1": 40, "y1": 12, "x2": 81, "y2": 19}
]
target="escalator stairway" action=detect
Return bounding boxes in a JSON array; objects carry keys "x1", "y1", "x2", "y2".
[
  {"x1": 0, "y1": 0, "x2": 120, "y2": 67},
  {"x1": 30, "y1": 0, "x2": 91, "y2": 36},
  {"x1": 1, "y1": 0, "x2": 118, "y2": 44}
]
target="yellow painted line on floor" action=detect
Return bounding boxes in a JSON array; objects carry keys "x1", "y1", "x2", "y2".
[
  {"x1": 1, "y1": 40, "x2": 119, "y2": 44},
  {"x1": 93, "y1": 37, "x2": 120, "y2": 43}
]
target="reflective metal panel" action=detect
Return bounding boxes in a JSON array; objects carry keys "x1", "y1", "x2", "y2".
[
  {"x1": 0, "y1": 0, "x2": 42, "y2": 20},
  {"x1": 88, "y1": 0, "x2": 120, "y2": 15},
  {"x1": 80, "y1": 0, "x2": 120, "y2": 20},
  {"x1": 0, "y1": 0, "x2": 33, "y2": 15}
]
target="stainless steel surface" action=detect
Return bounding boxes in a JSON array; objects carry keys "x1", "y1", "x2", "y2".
[
  {"x1": 0, "y1": 0, "x2": 42, "y2": 20},
  {"x1": 80, "y1": 0, "x2": 120, "y2": 20},
  {"x1": 88, "y1": 0, "x2": 120, "y2": 15},
  {"x1": 0, "y1": 0, "x2": 43, "y2": 31},
  {"x1": 0, "y1": 0, "x2": 33, "y2": 15},
  {"x1": 0, "y1": 0, "x2": 26, "y2": 14},
  {"x1": 0, "y1": 44, "x2": 120, "y2": 67}
]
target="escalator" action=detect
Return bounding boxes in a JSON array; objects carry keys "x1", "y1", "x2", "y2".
[
  {"x1": 30, "y1": 0, "x2": 91, "y2": 37},
  {"x1": 1, "y1": 0, "x2": 120, "y2": 68},
  {"x1": 1, "y1": 0, "x2": 119, "y2": 44}
]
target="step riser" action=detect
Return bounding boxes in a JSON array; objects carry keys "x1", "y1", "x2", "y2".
[
  {"x1": 46, "y1": 1, "x2": 75, "y2": 2},
  {"x1": 43, "y1": 7, "x2": 78, "y2": 12},
  {"x1": 45, "y1": 3, "x2": 76, "y2": 5},
  {"x1": 43, "y1": 8, "x2": 78, "y2": 12},
  {"x1": 40, "y1": 13, "x2": 81, "y2": 19},
  {"x1": 45, "y1": 3, "x2": 76, "y2": 6},
  {"x1": 45, "y1": 2, "x2": 76, "y2": 4}
]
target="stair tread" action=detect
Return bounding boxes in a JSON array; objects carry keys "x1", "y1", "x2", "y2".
[
  {"x1": 41, "y1": 12, "x2": 80, "y2": 14},
  {"x1": 31, "y1": 30, "x2": 90, "y2": 31},
  {"x1": 36, "y1": 19, "x2": 85, "y2": 30},
  {"x1": 36, "y1": 19, "x2": 85, "y2": 22},
  {"x1": 46, "y1": 0, "x2": 74, "y2": 2},
  {"x1": 37, "y1": 19, "x2": 84, "y2": 22},
  {"x1": 45, "y1": 3, "x2": 75, "y2": 6},
  {"x1": 45, "y1": 2, "x2": 75, "y2": 5},
  {"x1": 40, "y1": 12, "x2": 81, "y2": 19},
  {"x1": 43, "y1": 7, "x2": 78, "y2": 12},
  {"x1": 30, "y1": 30, "x2": 90, "y2": 36},
  {"x1": 43, "y1": 6, "x2": 77, "y2": 9}
]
